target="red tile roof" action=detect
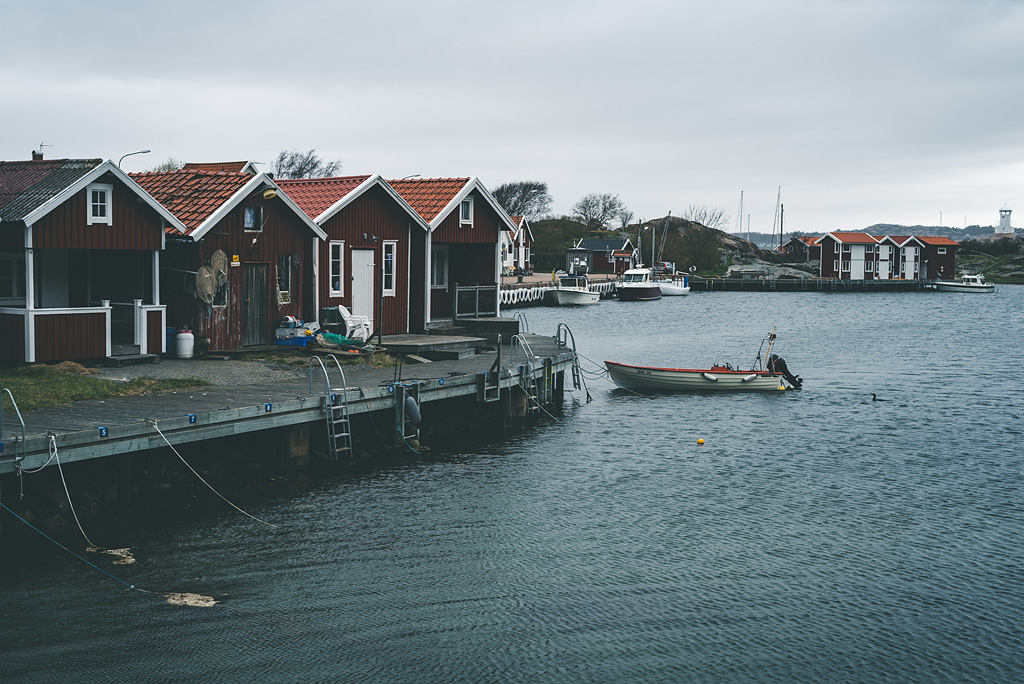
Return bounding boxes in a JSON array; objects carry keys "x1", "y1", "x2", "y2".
[
  {"x1": 917, "y1": 236, "x2": 959, "y2": 246},
  {"x1": 182, "y1": 161, "x2": 253, "y2": 174},
  {"x1": 387, "y1": 178, "x2": 470, "y2": 224},
  {"x1": 276, "y1": 175, "x2": 372, "y2": 220},
  {"x1": 130, "y1": 169, "x2": 255, "y2": 235},
  {"x1": 825, "y1": 232, "x2": 879, "y2": 244}
]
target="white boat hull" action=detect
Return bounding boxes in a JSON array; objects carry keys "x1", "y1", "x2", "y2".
[
  {"x1": 605, "y1": 361, "x2": 788, "y2": 391},
  {"x1": 657, "y1": 281, "x2": 690, "y2": 296},
  {"x1": 934, "y1": 281, "x2": 994, "y2": 293},
  {"x1": 549, "y1": 288, "x2": 600, "y2": 305}
]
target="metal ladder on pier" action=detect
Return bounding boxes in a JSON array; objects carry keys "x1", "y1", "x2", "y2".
[
  {"x1": 309, "y1": 356, "x2": 353, "y2": 460},
  {"x1": 511, "y1": 334, "x2": 540, "y2": 414},
  {"x1": 1, "y1": 388, "x2": 27, "y2": 470}
]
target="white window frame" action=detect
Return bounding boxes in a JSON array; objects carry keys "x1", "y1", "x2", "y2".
[
  {"x1": 86, "y1": 183, "x2": 113, "y2": 225},
  {"x1": 842, "y1": 244, "x2": 851, "y2": 253},
  {"x1": 329, "y1": 241, "x2": 345, "y2": 296},
  {"x1": 841, "y1": 261, "x2": 851, "y2": 272},
  {"x1": 525, "y1": 246, "x2": 531, "y2": 264},
  {"x1": 460, "y1": 198, "x2": 473, "y2": 225},
  {"x1": 243, "y1": 205, "x2": 263, "y2": 232},
  {"x1": 937, "y1": 247, "x2": 947, "y2": 254},
  {"x1": 834, "y1": 243, "x2": 840, "y2": 254},
  {"x1": 431, "y1": 245, "x2": 449, "y2": 289},
  {"x1": 277, "y1": 253, "x2": 292, "y2": 304},
  {"x1": 833, "y1": 260, "x2": 839, "y2": 272},
  {"x1": 0, "y1": 252, "x2": 27, "y2": 304},
  {"x1": 865, "y1": 260, "x2": 874, "y2": 272},
  {"x1": 382, "y1": 240, "x2": 397, "y2": 296}
]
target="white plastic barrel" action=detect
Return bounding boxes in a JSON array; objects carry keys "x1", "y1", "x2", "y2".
[{"x1": 176, "y1": 328, "x2": 195, "y2": 359}]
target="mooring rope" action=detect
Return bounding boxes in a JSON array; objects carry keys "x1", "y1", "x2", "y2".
[
  {"x1": 47, "y1": 434, "x2": 100, "y2": 548},
  {"x1": 147, "y1": 419, "x2": 279, "y2": 528},
  {"x1": 0, "y1": 499, "x2": 149, "y2": 593}
]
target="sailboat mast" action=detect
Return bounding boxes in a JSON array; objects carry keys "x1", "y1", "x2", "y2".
[{"x1": 771, "y1": 186, "x2": 781, "y2": 250}]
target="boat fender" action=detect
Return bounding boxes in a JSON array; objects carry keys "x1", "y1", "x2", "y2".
[
  {"x1": 701, "y1": 372, "x2": 718, "y2": 381},
  {"x1": 740, "y1": 374, "x2": 757, "y2": 382},
  {"x1": 404, "y1": 395, "x2": 422, "y2": 427}
]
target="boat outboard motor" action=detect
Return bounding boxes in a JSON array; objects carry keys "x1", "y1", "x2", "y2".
[{"x1": 768, "y1": 354, "x2": 802, "y2": 389}]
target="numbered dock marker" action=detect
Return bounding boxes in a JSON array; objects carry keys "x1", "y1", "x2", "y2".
[
  {"x1": 438, "y1": 378, "x2": 445, "y2": 386},
  {"x1": 0, "y1": 441, "x2": 5, "y2": 453},
  {"x1": 387, "y1": 385, "x2": 394, "y2": 394},
  {"x1": 96, "y1": 427, "x2": 109, "y2": 438},
  {"x1": 187, "y1": 414, "x2": 197, "y2": 424},
  {"x1": 264, "y1": 403, "x2": 273, "y2": 412}
]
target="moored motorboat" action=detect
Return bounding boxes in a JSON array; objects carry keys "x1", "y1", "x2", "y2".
[
  {"x1": 616, "y1": 268, "x2": 662, "y2": 301},
  {"x1": 934, "y1": 273, "x2": 994, "y2": 293},
  {"x1": 605, "y1": 331, "x2": 802, "y2": 392},
  {"x1": 548, "y1": 275, "x2": 600, "y2": 305},
  {"x1": 657, "y1": 275, "x2": 690, "y2": 296}
]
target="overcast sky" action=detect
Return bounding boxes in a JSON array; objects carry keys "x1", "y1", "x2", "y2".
[{"x1": 3, "y1": 0, "x2": 1022, "y2": 234}]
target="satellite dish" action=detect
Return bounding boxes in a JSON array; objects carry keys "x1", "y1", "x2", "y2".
[
  {"x1": 195, "y1": 265, "x2": 217, "y2": 304},
  {"x1": 210, "y1": 250, "x2": 229, "y2": 287}
]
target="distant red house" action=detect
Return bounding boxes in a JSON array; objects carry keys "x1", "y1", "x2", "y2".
[
  {"x1": 566, "y1": 237, "x2": 636, "y2": 274},
  {"x1": 276, "y1": 175, "x2": 429, "y2": 334},
  {"x1": 387, "y1": 178, "x2": 511, "y2": 325},
  {"x1": 884, "y1": 236, "x2": 927, "y2": 279},
  {"x1": 132, "y1": 169, "x2": 325, "y2": 350},
  {"x1": 917, "y1": 236, "x2": 959, "y2": 279},
  {"x1": 781, "y1": 235, "x2": 821, "y2": 261},
  {"x1": 1, "y1": 155, "x2": 186, "y2": 363},
  {"x1": 815, "y1": 232, "x2": 881, "y2": 280}
]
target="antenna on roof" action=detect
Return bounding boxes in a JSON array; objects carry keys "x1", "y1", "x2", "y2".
[{"x1": 38, "y1": 142, "x2": 52, "y2": 154}]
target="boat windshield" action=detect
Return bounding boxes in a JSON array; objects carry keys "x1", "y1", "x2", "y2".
[{"x1": 623, "y1": 273, "x2": 647, "y2": 283}]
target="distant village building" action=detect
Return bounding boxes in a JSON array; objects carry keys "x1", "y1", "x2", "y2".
[
  {"x1": 996, "y1": 205, "x2": 1013, "y2": 234},
  {"x1": 565, "y1": 237, "x2": 636, "y2": 274},
  {"x1": 814, "y1": 232, "x2": 959, "y2": 280}
]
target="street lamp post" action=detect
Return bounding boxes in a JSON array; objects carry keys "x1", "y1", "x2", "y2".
[{"x1": 118, "y1": 149, "x2": 151, "y2": 168}]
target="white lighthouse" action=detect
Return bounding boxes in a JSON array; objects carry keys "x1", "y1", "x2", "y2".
[{"x1": 996, "y1": 205, "x2": 1013, "y2": 234}]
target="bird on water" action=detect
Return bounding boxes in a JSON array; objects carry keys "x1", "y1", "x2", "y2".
[{"x1": 871, "y1": 393, "x2": 889, "y2": 402}]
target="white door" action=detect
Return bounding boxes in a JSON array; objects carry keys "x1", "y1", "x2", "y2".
[{"x1": 351, "y1": 249, "x2": 375, "y2": 329}]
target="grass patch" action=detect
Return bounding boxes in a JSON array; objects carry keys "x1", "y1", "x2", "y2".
[
  {"x1": 240, "y1": 347, "x2": 399, "y2": 368},
  {"x1": 0, "y1": 363, "x2": 207, "y2": 412}
]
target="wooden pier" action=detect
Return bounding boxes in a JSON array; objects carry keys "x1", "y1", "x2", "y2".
[
  {"x1": 0, "y1": 333, "x2": 579, "y2": 480},
  {"x1": 690, "y1": 277, "x2": 934, "y2": 292}
]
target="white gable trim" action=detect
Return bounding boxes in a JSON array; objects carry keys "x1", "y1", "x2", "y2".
[
  {"x1": 427, "y1": 177, "x2": 519, "y2": 233},
  {"x1": 316, "y1": 175, "x2": 429, "y2": 232},
  {"x1": 190, "y1": 173, "x2": 327, "y2": 242},
  {"x1": 21, "y1": 160, "x2": 188, "y2": 235}
]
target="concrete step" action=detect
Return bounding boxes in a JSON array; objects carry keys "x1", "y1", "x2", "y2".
[{"x1": 105, "y1": 353, "x2": 160, "y2": 367}]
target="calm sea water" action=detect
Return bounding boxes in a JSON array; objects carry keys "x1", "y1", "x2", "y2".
[{"x1": 2, "y1": 287, "x2": 1022, "y2": 683}]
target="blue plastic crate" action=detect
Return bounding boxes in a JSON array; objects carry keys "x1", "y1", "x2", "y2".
[{"x1": 274, "y1": 336, "x2": 312, "y2": 347}]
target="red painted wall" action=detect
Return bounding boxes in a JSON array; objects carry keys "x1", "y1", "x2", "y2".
[
  {"x1": 162, "y1": 191, "x2": 316, "y2": 350},
  {"x1": 317, "y1": 185, "x2": 424, "y2": 335},
  {"x1": 31, "y1": 172, "x2": 164, "y2": 251},
  {"x1": 34, "y1": 312, "x2": 106, "y2": 361},
  {"x1": 0, "y1": 313, "x2": 25, "y2": 361}
]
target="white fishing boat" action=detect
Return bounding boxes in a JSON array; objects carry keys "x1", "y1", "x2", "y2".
[
  {"x1": 605, "y1": 331, "x2": 802, "y2": 392},
  {"x1": 617, "y1": 268, "x2": 662, "y2": 301},
  {"x1": 656, "y1": 275, "x2": 690, "y2": 296},
  {"x1": 934, "y1": 273, "x2": 994, "y2": 293},
  {"x1": 548, "y1": 275, "x2": 599, "y2": 305}
]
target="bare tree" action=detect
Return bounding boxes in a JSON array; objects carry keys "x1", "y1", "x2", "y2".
[
  {"x1": 679, "y1": 223, "x2": 723, "y2": 271},
  {"x1": 617, "y1": 208, "x2": 635, "y2": 229},
  {"x1": 147, "y1": 156, "x2": 184, "y2": 172},
  {"x1": 270, "y1": 148, "x2": 342, "y2": 179},
  {"x1": 491, "y1": 181, "x2": 553, "y2": 221},
  {"x1": 572, "y1": 193, "x2": 627, "y2": 230},
  {"x1": 683, "y1": 204, "x2": 730, "y2": 231}
]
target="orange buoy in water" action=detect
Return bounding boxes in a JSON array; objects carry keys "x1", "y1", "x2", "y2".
[{"x1": 697, "y1": 438, "x2": 705, "y2": 445}]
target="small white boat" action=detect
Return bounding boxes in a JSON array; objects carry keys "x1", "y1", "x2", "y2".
[
  {"x1": 548, "y1": 275, "x2": 599, "y2": 305},
  {"x1": 934, "y1": 273, "x2": 995, "y2": 293},
  {"x1": 656, "y1": 275, "x2": 690, "y2": 296},
  {"x1": 605, "y1": 331, "x2": 802, "y2": 392},
  {"x1": 617, "y1": 268, "x2": 662, "y2": 301}
]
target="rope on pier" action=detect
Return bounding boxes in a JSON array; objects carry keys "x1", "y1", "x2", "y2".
[
  {"x1": 47, "y1": 433, "x2": 99, "y2": 548},
  {"x1": 147, "y1": 419, "x2": 279, "y2": 528}
]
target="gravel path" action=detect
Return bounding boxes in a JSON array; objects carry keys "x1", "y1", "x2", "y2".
[{"x1": 91, "y1": 358, "x2": 310, "y2": 386}]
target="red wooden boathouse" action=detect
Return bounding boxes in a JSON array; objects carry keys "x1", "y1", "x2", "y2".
[
  {"x1": 0, "y1": 156, "x2": 187, "y2": 363},
  {"x1": 131, "y1": 169, "x2": 325, "y2": 350},
  {"x1": 387, "y1": 178, "x2": 511, "y2": 327},
  {"x1": 276, "y1": 175, "x2": 430, "y2": 334}
]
